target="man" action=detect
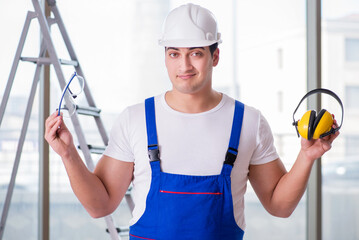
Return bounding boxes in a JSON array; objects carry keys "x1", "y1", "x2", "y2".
[{"x1": 45, "y1": 3, "x2": 339, "y2": 240}]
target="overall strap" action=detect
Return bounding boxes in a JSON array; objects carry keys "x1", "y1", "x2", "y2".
[
  {"x1": 145, "y1": 97, "x2": 160, "y2": 162},
  {"x1": 224, "y1": 100, "x2": 244, "y2": 167}
]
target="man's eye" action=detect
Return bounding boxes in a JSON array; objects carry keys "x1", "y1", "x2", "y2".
[
  {"x1": 192, "y1": 52, "x2": 203, "y2": 57},
  {"x1": 169, "y1": 53, "x2": 178, "y2": 57}
]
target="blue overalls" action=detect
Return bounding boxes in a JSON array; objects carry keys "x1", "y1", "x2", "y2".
[{"x1": 129, "y1": 97, "x2": 245, "y2": 240}]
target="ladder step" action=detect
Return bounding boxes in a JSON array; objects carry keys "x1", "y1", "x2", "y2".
[
  {"x1": 20, "y1": 57, "x2": 39, "y2": 63},
  {"x1": 76, "y1": 105, "x2": 101, "y2": 117},
  {"x1": 20, "y1": 57, "x2": 78, "y2": 66},
  {"x1": 126, "y1": 186, "x2": 132, "y2": 195},
  {"x1": 59, "y1": 59, "x2": 79, "y2": 66},
  {"x1": 77, "y1": 144, "x2": 106, "y2": 154},
  {"x1": 106, "y1": 226, "x2": 129, "y2": 235}
]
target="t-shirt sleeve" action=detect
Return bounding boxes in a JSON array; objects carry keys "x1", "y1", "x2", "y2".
[
  {"x1": 103, "y1": 108, "x2": 135, "y2": 162},
  {"x1": 250, "y1": 113, "x2": 279, "y2": 165}
]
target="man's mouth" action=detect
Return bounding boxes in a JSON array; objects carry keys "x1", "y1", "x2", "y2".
[{"x1": 177, "y1": 73, "x2": 196, "y2": 80}]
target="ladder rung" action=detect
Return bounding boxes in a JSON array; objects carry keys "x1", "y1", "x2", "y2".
[
  {"x1": 78, "y1": 144, "x2": 106, "y2": 154},
  {"x1": 126, "y1": 188, "x2": 132, "y2": 195},
  {"x1": 20, "y1": 57, "x2": 78, "y2": 66},
  {"x1": 20, "y1": 57, "x2": 39, "y2": 63},
  {"x1": 76, "y1": 105, "x2": 101, "y2": 117},
  {"x1": 59, "y1": 59, "x2": 78, "y2": 66},
  {"x1": 106, "y1": 226, "x2": 129, "y2": 235}
]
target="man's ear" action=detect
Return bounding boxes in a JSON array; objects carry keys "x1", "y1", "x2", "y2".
[{"x1": 212, "y1": 48, "x2": 220, "y2": 67}]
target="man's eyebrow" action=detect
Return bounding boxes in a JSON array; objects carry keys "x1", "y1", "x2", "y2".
[
  {"x1": 166, "y1": 47, "x2": 205, "y2": 51},
  {"x1": 189, "y1": 47, "x2": 205, "y2": 50},
  {"x1": 166, "y1": 47, "x2": 179, "y2": 51}
]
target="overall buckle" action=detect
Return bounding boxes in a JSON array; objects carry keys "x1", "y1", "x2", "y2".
[
  {"x1": 224, "y1": 148, "x2": 237, "y2": 166},
  {"x1": 148, "y1": 145, "x2": 160, "y2": 162}
]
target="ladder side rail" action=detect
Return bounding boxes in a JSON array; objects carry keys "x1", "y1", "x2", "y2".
[
  {"x1": 38, "y1": 0, "x2": 119, "y2": 240},
  {"x1": 70, "y1": 113, "x2": 96, "y2": 171},
  {"x1": 124, "y1": 194, "x2": 135, "y2": 212},
  {"x1": 32, "y1": 0, "x2": 96, "y2": 170},
  {"x1": 52, "y1": 4, "x2": 132, "y2": 238},
  {"x1": 34, "y1": 2, "x2": 120, "y2": 239},
  {"x1": 50, "y1": 4, "x2": 109, "y2": 145},
  {"x1": 0, "y1": 11, "x2": 37, "y2": 127},
  {"x1": 104, "y1": 215, "x2": 122, "y2": 240},
  {"x1": 49, "y1": 4, "x2": 96, "y2": 106},
  {"x1": 51, "y1": 0, "x2": 134, "y2": 223},
  {"x1": 31, "y1": 0, "x2": 66, "y2": 90},
  {"x1": 0, "y1": 61, "x2": 43, "y2": 240}
]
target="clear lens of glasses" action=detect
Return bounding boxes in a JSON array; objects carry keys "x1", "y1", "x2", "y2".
[
  {"x1": 58, "y1": 73, "x2": 85, "y2": 118},
  {"x1": 68, "y1": 75, "x2": 85, "y2": 97},
  {"x1": 59, "y1": 89, "x2": 77, "y2": 117}
]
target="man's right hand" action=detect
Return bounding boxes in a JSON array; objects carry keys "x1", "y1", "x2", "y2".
[
  {"x1": 44, "y1": 112, "x2": 134, "y2": 218},
  {"x1": 44, "y1": 111, "x2": 74, "y2": 158}
]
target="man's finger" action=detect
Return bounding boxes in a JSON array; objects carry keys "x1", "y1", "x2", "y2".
[
  {"x1": 45, "y1": 111, "x2": 58, "y2": 125},
  {"x1": 45, "y1": 116, "x2": 61, "y2": 133},
  {"x1": 47, "y1": 117, "x2": 62, "y2": 140}
]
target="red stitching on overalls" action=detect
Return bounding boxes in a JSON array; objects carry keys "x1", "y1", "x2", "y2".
[
  {"x1": 129, "y1": 233, "x2": 156, "y2": 240},
  {"x1": 160, "y1": 190, "x2": 223, "y2": 195}
]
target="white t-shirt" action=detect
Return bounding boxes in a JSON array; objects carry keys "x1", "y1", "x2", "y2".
[{"x1": 103, "y1": 93, "x2": 279, "y2": 230}]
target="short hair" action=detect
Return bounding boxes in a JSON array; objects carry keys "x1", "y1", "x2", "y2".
[{"x1": 209, "y1": 43, "x2": 218, "y2": 57}]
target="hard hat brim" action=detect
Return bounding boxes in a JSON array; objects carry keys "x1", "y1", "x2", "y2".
[{"x1": 158, "y1": 39, "x2": 222, "y2": 48}]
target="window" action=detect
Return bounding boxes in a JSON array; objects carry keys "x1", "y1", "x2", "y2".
[
  {"x1": 322, "y1": 2, "x2": 359, "y2": 240},
  {"x1": 345, "y1": 135, "x2": 359, "y2": 157},
  {"x1": 2, "y1": 0, "x2": 358, "y2": 239},
  {"x1": 278, "y1": 48, "x2": 284, "y2": 69},
  {"x1": 345, "y1": 85, "x2": 359, "y2": 109},
  {"x1": 345, "y1": 38, "x2": 359, "y2": 62},
  {"x1": 236, "y1": 0, "x2": 306, "y2": 239},
  {"x1": 0, "y1": 2, "x2": 39, "y2": 239}
]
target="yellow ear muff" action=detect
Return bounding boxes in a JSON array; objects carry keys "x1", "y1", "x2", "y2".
[
  {"x1": 293, "y1": 88, "x2": 343, "y2": 140},
  {"x1": 297, "y1": 109, "x2": 334, "y2": 140},
  {"x1": 297, "y1": 110, "x2": 315, "y2": 140},
  {"x1": 312, "y1": 109, "x2": 333, "y2": 139}
]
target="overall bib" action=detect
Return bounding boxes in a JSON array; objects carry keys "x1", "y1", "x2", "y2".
[{"x1": 129, "y1": 97, "x2": 245, "y2": 240}]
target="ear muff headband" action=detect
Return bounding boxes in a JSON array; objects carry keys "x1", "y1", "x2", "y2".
[{"x1": 292, "y1": 88, "x2": 344, "y2": 139}]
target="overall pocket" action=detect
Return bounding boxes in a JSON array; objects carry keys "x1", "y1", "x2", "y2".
[{"x1": 155, "y1": 171, "x2": 227, "y2": 237}]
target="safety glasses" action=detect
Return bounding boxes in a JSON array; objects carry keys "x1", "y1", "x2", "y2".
[{"x1": 57, "y1": 72, "x2": 85, "y2": 117}]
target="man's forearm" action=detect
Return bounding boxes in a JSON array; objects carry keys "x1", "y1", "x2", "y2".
[
  {"x1": 270, "y1": 151, "x2": 315, "y2": 217},
  {"x1": 61, "y1": 146, "x2": 111, "y2": 217}
]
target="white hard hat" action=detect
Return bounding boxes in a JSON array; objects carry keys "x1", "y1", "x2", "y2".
[{"x1": 158, "y1": 3, "x2": 222, "y2": 48}]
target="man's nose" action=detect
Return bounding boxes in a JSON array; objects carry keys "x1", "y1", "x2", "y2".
[{"x1": 179, "y1": 55, "x2": 193, "y2": 71}]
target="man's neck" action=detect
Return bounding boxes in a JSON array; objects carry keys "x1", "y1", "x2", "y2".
[{"x1": 165, "y1": 90, "x2": 222, "y2": 113}]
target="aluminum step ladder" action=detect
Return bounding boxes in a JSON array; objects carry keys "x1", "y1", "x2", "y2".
[{"x1": 0, "y1": 0, "x2": 133, "y2": 239}]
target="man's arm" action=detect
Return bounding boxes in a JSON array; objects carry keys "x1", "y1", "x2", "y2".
[
  {"x1": 63, "y1": 152, "x2": 133, "y2": 218},
  {"x1": 45, "y1": 112, "x2": 133, "y2": 218},
  {"x1": 248, "y1": 126, "x2": 339, "y2": 218}
]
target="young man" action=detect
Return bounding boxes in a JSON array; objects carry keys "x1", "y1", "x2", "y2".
[{"x1": 45, "y1": 3, "x2": 339, "y2": 240}]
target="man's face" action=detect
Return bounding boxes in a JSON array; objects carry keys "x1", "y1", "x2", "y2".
[{"x1": 165, "y1": 46, "x2": 219, "y2": 95}]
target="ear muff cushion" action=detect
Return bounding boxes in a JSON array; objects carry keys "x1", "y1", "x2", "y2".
[
  {"x1": 297, "y1": 110, "x2": 316, "y2": 140},
  {"x1": 312, "y1": 109, "x2": 334, "y2": 139},
  {"x1": 312, "y1": 109, "x2": 326, "y2": 132},
  {"x1": 308, "y1": 110, "x2": 316, "y2": 140}
]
